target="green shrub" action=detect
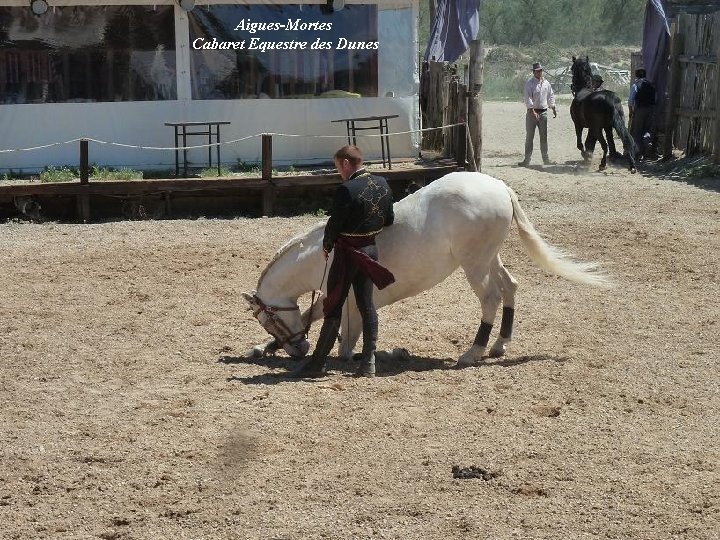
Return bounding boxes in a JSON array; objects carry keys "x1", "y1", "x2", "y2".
[
  {"x1": 91, "y1": 166, "x2": 142, "y2": 181},
  {"x1": 200, "y1": 166, "x2": 233, "y2": 177},
  {"x1": 40, "y1": 167, "x2": 78, "y2": 183}
]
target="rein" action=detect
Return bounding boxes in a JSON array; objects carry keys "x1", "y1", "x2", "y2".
[{"x1": 306, "y1": 256, "x2": 329, "y2": 336}]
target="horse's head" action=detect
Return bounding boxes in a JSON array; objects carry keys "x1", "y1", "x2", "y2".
[
  {"x1": 570, "y1": 55, "x2": 592, "y2": 96},
  {"x1": 242, "y1": 292, "x2": 311, "y2": 358}
]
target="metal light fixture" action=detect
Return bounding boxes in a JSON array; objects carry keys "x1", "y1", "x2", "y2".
[
  {"x1": 30, "y1": 0, "x2": 49, "y2": 16},
  {"x1": 334, "y1": 0, "x2": 345, "y2": 10},
  {"x1": 177, "y1": 0, "x2": 195, "y2": 11}
]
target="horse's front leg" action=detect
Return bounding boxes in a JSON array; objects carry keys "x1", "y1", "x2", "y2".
[
  {"x1": 575, "y1": 123, "x2": 587, "y2": 159},
  {"x1": 596, "y1": 130, "x2": 609, "y2": 171},
  {"x1": 584, "y1": 133, "x2": 597, "y2": 161}
]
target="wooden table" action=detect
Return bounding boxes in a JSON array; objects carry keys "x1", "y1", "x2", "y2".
[
  {"x1": 165, "y1": 121, "x2": 231, "y2": 177},
  {"x1": 331, "y1": 114, "x2": 399, "y2": 169}
]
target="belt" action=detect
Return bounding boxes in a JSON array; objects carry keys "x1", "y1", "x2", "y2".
[
  {"x1": 339, "y1": 229, "x2": 382, "y2": 237},
  {"x1": 533, "y1": 108, "x2": 547, "y2": 113}
]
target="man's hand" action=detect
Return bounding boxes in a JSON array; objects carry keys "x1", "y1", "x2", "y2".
[
  {"x1": 552, "y1": 107, "x2": 557, "y2": 118},
  {"x1": 533, "y1": 110, "x2": 540, "y2": 121},
  {"x1": 323, "y1": 249, "x2": 330, "y2": 260}
]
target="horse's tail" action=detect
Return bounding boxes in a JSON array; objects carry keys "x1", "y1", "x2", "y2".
[
  {"x1": 612, "y1": 100, "x2": 638, "y2": 164},
  {"x1": 507, "y1": 186, "x2": 612, "y2": 287}
]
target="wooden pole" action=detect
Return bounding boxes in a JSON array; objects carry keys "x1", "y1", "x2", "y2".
[
  {"x1": 663, "y1": 21, "x2": 682, "y2": 160},
  {"x1": 77, "y1": 139, "x2": 90, "y2": 222},
  {"x1": 457, "y1": 84, "x2": 468, "y2": 169},
  {"x1": 714, "y1": 15, "x2": 720, "y2": 164},
  {"x1": 80, "y1": 139, "x2": 89, "y2": 185},
  {"x1": 468, "y1": 40, "x2": 484, "y2": 171},
  {"x1": 261, "y1": 134, "x2": 275, "y2": 216}
]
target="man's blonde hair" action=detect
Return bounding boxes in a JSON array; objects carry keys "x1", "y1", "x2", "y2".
[{"x1": 334, "y1": 145, "x2": 364, "y2": 167}]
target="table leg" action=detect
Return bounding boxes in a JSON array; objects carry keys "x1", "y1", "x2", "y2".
[
  {"x1": 182, "y1": 125, "x2": 188, "y2": 178},
  {"x1": 216, "y1": 124, "x2": 222, "y2": 176},
  {"x1": 174, "y1": 126, "x2": 180, "y2": 177},
  {"x1": 350, "y1": 120, "x2": 357, "y2": 147},
  {"x1": 379, "y1": 120, "x2": 387, "y2": 168},
  {"x1": 208, "y1": 124, "x2": 213, "y2": 172},
  {"x1": 384, "y1": 119, "x2": 392, "y2": 170}
]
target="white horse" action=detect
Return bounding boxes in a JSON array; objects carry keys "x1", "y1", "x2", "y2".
[{"x1": 242, "y1": 171, "x2": 609, "y2": 367}]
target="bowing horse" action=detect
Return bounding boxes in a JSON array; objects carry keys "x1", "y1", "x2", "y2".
[{"x1": 242, "y1": 172, "x2": 611, "y2": 370}]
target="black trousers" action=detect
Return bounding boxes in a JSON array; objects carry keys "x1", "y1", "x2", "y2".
[{"x1": 325, "y1": 244, "x2": 379, "y2": 353}]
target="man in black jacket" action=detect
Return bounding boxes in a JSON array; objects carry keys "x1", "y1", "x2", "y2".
[{"x1": 290, "y1": 145, "x2": 395, "y2": 378}]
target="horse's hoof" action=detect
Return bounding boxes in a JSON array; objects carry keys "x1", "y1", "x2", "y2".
[
  {"x1": 630, "y1": 167, "x2": 637, "y2": 174},
  {"x1": 242, "y1": 346, "x2": 264, "y2": 359},
  {"x1": 598, "y1": 164, "x2": 607, "y2": 171}
]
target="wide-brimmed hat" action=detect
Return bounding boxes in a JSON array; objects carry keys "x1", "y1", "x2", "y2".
[{"x1": 532, "y1": 62, "x2": 543, "y2": 71}]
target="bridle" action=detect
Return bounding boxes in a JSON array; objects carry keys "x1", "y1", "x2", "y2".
[
  {"x1": 251, "y1": 255, "x2": 329, "y2": 352},
  {"x1": 251, "y1": 294, "x2": 308, "y2": 347}
]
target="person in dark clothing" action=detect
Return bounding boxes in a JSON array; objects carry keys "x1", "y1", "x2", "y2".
[
  {"x1": 290, "y1": 145, "x2": 395, "y2": 378},
  {"x1": 628, "y1": 68, "x2": 656, "y2": 160}
]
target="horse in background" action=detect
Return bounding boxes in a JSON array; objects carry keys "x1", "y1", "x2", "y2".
[{"x1": 570, "y1": 56, "x2": 637, "y2": 173}]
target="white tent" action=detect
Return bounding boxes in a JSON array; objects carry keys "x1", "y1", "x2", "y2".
[{"x1": 0, "y1": 0, "x2": 419, "y2": 172}]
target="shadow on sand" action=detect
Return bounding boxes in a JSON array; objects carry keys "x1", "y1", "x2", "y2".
[{"x1": 219, "y1": 351, "x2": 570, "y2": 385}]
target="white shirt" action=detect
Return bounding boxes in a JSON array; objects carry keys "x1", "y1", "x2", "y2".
[{"x1": 524, "y1": 76, "x2": 556, "y2": 109}]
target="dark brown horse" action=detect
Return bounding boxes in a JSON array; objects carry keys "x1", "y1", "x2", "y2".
[{"x1": 570, "y1": 56, "x2": 637, "y2": 173}]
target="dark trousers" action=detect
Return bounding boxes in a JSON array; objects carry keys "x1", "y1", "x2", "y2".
[
  {"x1": 325, "y1": 244, "x2": 379, "y2": 353},
  {"x1": 631, "y1": 106, "x2": 654, "y2": 158},
  {"x1": 524, "y1": 109, "x2": 549, "y2": 161}
]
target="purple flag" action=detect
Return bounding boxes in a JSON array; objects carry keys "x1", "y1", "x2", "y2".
[
  {"x1": 642, "y1": 0, "x2": 670, "y2": 110},
  {"x1": 424, "y1": 0, "x2": 480, "y2": 63}
]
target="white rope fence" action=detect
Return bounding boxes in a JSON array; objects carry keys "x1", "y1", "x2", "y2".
[{"x1": 0, "y1": 123, "x2": 465, "y2": 154}]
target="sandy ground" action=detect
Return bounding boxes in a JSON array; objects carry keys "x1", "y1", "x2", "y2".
[{"x1": 1, "y1": 101, "x2": 718, "y2": 540}]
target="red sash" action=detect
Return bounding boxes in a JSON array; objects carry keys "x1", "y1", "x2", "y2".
[{"x1": 323, "y1": 235, "x2": 395, "y2": 316}]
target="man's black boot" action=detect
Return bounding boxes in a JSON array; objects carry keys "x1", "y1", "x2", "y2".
[
  {"x1": 288, "y1": 318, "x2": 340, "y2": 378},
  {"x1": 355, "y1": 347, "x2": 376, "y2": 378},
  {"x1": 356, "y1": 319, "x2": 377, "y2": 378}
]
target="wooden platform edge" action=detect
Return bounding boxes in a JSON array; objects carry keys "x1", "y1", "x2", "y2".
[{"x1": 0, "y1": 165, "x2": 461, "y2": 198}]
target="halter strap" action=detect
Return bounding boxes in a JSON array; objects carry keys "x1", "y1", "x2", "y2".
[
  {"x1": 251, "y1": 294, "x2": 300, "y2": 317},
  {"x1": 252, "y1": 294, "x2": 305, "y2": 347}
]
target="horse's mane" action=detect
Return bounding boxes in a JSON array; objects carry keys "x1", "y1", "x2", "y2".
[{"x1": 256, "y1": 221, "x2": 326, "y2": 288}]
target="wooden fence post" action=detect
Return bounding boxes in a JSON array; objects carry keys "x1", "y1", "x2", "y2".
[
  {"x1": 456, "y1": 84, "x2": 468, "y2": 170},
  {"x1": 663, "y1": 21, "x2": 683, "y2": 160},
  {"x1": 468, "y1": 40, "x2": 483, "y2": 171},
  {"x1": 77, "y1": 139, "x2": 90, "y2": 222},
  {"x1": 441, "y1": 76, "x2": 455, "y2": 158},
  {"x1": 262, "y1": 134, "x2": 275, "y2": 216},
  {"x1": 714, "y1": 15, "x2": 720, "y2": 164}
]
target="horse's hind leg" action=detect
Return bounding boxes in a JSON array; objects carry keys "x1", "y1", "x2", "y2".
[
  {"x1": 457, "y1": 257, "x2": 502, "y2": 367},
  {"x1": 338, "y1": 296, "x2": 362, "y2": 361},
  {"x1": 488, "y1": 259, "x2": 519, "y2": 358},
  {"x1": 606, "y1": 127, "x2": 621, "y2": 159}
]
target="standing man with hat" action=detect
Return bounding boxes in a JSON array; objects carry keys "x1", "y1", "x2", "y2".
[{"x1": 519, "y1": 62, "x2": 557, "y2": 167}]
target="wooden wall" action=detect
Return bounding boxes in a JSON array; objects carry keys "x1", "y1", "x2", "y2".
[{"x1": 663, "y1": 10, "x2": 720, "y2": 162}]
